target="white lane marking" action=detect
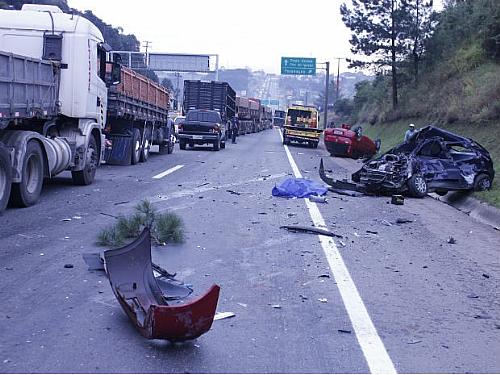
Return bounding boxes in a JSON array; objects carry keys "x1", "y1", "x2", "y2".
[
  {"x1": 278, "y1": 128, "x2": 397, "y2": 374},
  {"x1": 153, "y1": 165, "x2": 184, "y2": 179},
  {"x1": 150, "y1": 173, "x2": 288, "y2": 203}
]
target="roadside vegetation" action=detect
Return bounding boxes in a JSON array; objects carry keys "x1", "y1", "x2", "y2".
[
  {"x1": 97, "y1": 200, "x2": 185, "y2": 248},
  {"x1": 336, "y1": 0, "x2": 499, "y2": 207}
]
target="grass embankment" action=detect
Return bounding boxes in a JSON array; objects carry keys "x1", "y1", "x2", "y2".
[{"x1": 363, "y1": 120, "x2": 500, "y2": 208}]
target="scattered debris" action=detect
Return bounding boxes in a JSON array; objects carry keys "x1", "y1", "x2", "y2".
[
  {"x1": 467, "y1": 293, "x2": 479, "y2": 299},
  {"x1": 482, "y1": 273, "x2": 490, "y2": 279},
  {"x1": 237, "y1": 303, "x2": 248, "y2": 308},
  {"x1": 196, "y1": 182, "x2": 210, "y2": 188},
  {"x1": 61, "y1": 218, "x2": 72, "y2": 222},
  {"x1": 366, "y1": 230, "x2": 378, "y2": 235},
  {"x1": 318, "y1": 298, "x2": 328, "y2": 303},
  {"x1": 214, "y1": 312, "x2": 236, "y2": 321},
  {"x1": 381, "y1": 220, "x2": 393, "y2": 227},
  {"x1": 338, "y1": 329, "x2": 352, "y2": 334},
  {"x1": 318, "y1": 274, "x2": 330, "y2": 279},
  {"x1": 338, "y1": 240, "x2": 346, "y2": 247},
  {"x1": 226, "y1": 189, "x2": 242, "y2": 196},
  {"x1": 113, "y1": 201, "x2": 130, "y2": 206},
  {"x1": 72, "y1": 216, "x2": 82, "y2": 220},
  {"x1": 309, "y1": 195, "x2": 328, "y2": 204},
  {"x1": 104, "y1": 228, "x2": 220, "y2": 341},
  {"x1": 391, "y1": 195, "x2": 405, "y2": 205},
  {"x1": 408, "y1": 340, "x2": 423, "y2": 345},
  {"x1": 64, "y1": 264, "x2": 74, "y2": 269},
  {"x1": 271, "y1": 304, "x2": 282, "y2": 309},
  {"x1": 280, "y1": 225, "x2": 343, "y2": 238},
  {"x1": 447, "y1": 236, "x2": 457, "y2": 244},
  {"x1": 473, "y1": 314, "x2": 492, "y2": 320},
  {"x1": 396, "y1": 218, "x2": 414, "y2": 224},
  {"x1": 299, "y1": 295, "x2": 308, "y2": 301}
]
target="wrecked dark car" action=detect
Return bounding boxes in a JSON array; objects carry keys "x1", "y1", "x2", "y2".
[{"x1": 351, "y1": 126, "x2": 495, "y2": 197}]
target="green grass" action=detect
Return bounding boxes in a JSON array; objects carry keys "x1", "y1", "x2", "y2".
[{"x1": 363, "y1": 120, "x2": 500, "y2": 207}]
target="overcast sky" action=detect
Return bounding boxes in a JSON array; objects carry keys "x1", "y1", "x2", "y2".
[{"x1": 68, "y1": 0, "x2": 443, "y2": 74}]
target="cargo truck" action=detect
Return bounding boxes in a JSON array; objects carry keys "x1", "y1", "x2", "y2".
[
  {"x1": 282, "y1": 105, "x2": 322, "y2": 148},
  {"x1": 180, "y1": 80, "x2": 235, "y2": 150},
  {"x1": 0, "y1": 5, "x2": 173, "y2": 212}
]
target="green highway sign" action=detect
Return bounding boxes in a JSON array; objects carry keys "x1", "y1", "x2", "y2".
[{"x1": 281, "y1": 57, "x2": 316, "y2": 75}]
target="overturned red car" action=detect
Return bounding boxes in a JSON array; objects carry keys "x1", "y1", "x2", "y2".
[{"x1": 324, "y1": 124, "x2": 379, "y2": 159}]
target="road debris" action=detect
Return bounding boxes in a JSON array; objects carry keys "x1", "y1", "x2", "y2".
[
  {"x1": 309, "y1": 196, "x2": 328, "y2": 204},
  {"x1": 366, "y1": 230, "x2": 378, "y2": 235},
  {"x1": 396, "y1": 218, "x2": 414, "y2": 224},
  {"x1": 447, "y1": 236, "x2": 457, "y2": 244},
  {"x1": 408, "y1": 340, "x2": 423, "y2": 344},
  {"x1": 237, "y1": 303, "x2": 248, "y2": 308},
  {"x1": 280, "y1": 225, "x2": 343, "y2": 238},
  {"x1": 391, "y1": 195, "x2": 405, "y2": 205},
  {"x1": 214, "y1": 312, "x2": 236, "y2": 321},
  {"x1": 318, "y1": 298, "x2": 328, "y2": 303},
  {"x1": 104, "y1": 229, "x2": 220, "y2": 341},
  {"x1": 381, "y1": 220, "x2": 393, "y2": 226},
  {"x1": 338, "y1": 329, "x2": 352, "y2": 334},
  {"x1": 271, "y1": 304, "x2": 282, "y2": 309},
  {"x1": 318, "y1": 274, "x2": 330, "y2": 278},
  {"x1": 482, "y1": 273, "x2": 490, "y2": 279},
  {"x1": 64, "y1": 264, "x2": 74, "y2": 269},
  {"x1": 61, "y1": 218, "x2": 72, "y2": 222},
  {"x1": 226, "y1": 189, "x2": 242, "y2": 196}
]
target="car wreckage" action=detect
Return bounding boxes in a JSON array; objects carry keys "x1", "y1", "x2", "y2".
[
  {"x1": 103, "y1": 228, "x2": 220, "y2": 341},
  {"x1": 321, "y1": 126, "x2": 494, "y2": 197}
]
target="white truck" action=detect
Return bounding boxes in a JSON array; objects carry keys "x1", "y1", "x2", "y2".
[{"x1": 0, "y1": 4, "x2": 121, "y2": 212}]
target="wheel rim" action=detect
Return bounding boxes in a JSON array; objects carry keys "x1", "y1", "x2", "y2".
[
  {"x1": 143, "y1": 138, "x2": 150, "y2": 157},
  {"x1": 479, "y1": 178, "x2": 491, "y2": 190},
  {"x1": 415, "y1": 176, "x2": 427, "y2": 193},
  {"x1": 25, "y1": 155, "x2": 41, "y2": 194}
]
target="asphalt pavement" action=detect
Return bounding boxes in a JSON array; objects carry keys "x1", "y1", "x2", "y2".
[{"x1": 0, "y1": 128, "x2": 499, "y2": 373}]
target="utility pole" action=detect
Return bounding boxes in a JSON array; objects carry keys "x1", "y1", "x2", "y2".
[
  {"x1": 323, "y1": 61, "x2": 330, "y2": 129},
  {"x1": 142, "y1": 41, "x2": 152, "y2": 68},
  {"x1": 336, "y1": 58, "x2": 341, "y2": 100}
]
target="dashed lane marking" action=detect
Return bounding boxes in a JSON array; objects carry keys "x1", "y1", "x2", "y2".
[
  {"x1": 153, "y1": 165, "x2": 184, "y2": 179},
  {"x1": 278, "y1": 128, "x2": 397, "y2": 374}
]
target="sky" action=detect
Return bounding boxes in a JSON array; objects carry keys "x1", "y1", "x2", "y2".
[{"x1": 68, "y1": 0, "x2": 443, "y2": 75}]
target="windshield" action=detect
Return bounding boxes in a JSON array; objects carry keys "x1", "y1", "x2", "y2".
[
  {"x1": 186, "y1": 111, "x2": 221, "y2": 123},
  {"x1": 174, "y1": 117, "x2": 185, "y2": 125}
]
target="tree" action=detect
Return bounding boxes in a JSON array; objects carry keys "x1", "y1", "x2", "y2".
[
  {"x1": 340, "y1": 0, "x2": 409, "y2": 108},
  {"x1": 161, "y1": 78, "x2": 174, "y2": 92}
]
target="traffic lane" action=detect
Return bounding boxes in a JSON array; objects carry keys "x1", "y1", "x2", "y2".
[
  {"x1": 291, "y1": 144, "x2": 500, "y2": 373},
  {"x1": 0, "y1": 129, "x2": 369, "y2": 373}
]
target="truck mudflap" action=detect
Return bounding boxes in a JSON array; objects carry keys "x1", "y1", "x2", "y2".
[
  {"x1": 104, "y1": 228, "x2": 220, "y2": 341},
  {"x1": 103, "y1": 134, "x2": 133, "y2": 166}
]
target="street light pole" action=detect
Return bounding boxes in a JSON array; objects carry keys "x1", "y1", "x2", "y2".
[{"x1": 323, "y1": 61, "x2": 330, "y2": 129}]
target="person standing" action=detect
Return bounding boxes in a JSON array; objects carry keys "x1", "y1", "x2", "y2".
[
  {"x1": 231, "y1": 115, "x2": 239, "y2": 144},
  {"x1": 405, "y1": 123, "x2": 416, "y2": 142}
]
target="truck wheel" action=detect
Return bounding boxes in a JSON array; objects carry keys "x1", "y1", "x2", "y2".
[
  {"x1": 179, "y1": 139, "x2": 186, "y2": 150},
  {"x1": 10, "y1": 140, "x2": 44, "y2": 207},
  {"x1": 213, "y1": 135, "x2": 220, "y2": 151},
  {"x1": 0, "y1": 146, "x2": 12, "y2": 213},
  {"x1": 140, "y1": 127, "x2": 152, "y2": 162},
  {"x1": 407, "y1": 174, "x2": 428, "y2": 198},
  {"x1": 72, "y1": 134, "x2": 98, "y2": 186},
  {"x1": 131, "y1": 128, "x2": 141, "y2": 165},
  {"x1": 473, "y1": 173, "x2": 491, "y2": 191}
]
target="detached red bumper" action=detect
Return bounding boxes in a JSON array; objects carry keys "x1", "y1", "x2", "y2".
[{"x1": 104, "y1": 228, "x2": 220, "y2": 341}]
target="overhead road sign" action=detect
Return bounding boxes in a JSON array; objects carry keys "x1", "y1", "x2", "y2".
[{"x1": 281, "y1": 57, "x2": 316, "y2": 75}]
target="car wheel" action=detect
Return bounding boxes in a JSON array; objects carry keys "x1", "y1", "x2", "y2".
[
  {"x1": 473, "y1": 173, "x2": 491, "y2": 191},
  {"x1": 0, "y1": 146, "x2": 12, "y2": 213},
  {"x1": 407, "y1": 175, "x2": 428, "y2": 198},
  {"x1": 10, "y1": 140, "x2": 44, "y2": 207},
  {"x1": 131, "y1": 128, "x2": 141, "y2": 165},
  {"x1": 72, "y1": 134, "x2": 98, "y2": 186}
]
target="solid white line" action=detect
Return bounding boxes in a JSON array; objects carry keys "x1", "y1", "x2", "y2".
[
  {"x1": 278, "y1": 128, "x2": 397, "y2": 374},
  {"x1": 153, "y1": 164, "x2": 184, "y2": 179}
]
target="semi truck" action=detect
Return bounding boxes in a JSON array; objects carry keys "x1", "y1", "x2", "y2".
[
  {"x1": 0, "y1": 5, "x2": 173, "y2": 212},
  {"x1": 180, "y1": 80, "x2": 235, "y2": 150},
  {"x1": 273, "y1": 110, "x2": 286, "y2": 127}
]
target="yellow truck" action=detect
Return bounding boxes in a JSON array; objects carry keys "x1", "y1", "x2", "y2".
[{"x1": 282, "y1": 105, "x2": 322, "y2": 148}]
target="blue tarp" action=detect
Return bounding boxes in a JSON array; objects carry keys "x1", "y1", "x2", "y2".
[{"x1": 272, "y1": 178, "x2": 328, "y2": 198}]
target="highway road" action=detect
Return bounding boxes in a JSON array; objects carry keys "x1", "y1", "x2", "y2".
[{"x1": 1, "y1": 128, "x2": 499, "y2": 373}]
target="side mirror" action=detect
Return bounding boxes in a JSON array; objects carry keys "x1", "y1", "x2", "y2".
[{"x1": 111, "y1": 62, "x2": 121, "y2": 85}]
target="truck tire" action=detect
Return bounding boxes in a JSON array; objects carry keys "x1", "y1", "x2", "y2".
[
  {"x1": 0, "y1": 145, "x2": 12, "y2": 213},
  {"x1": 72, "y1": 134, "x2": 98, "y2": 186},
  {"x1": 179, "y1": 139, "x2": 187, "y2": 150},
  {"x1": 407, "y1": 174, "x2": 428, "y2": 198},
  {"x1": 131, "y1": 128, "x2": 141, "y2": 165},
  {"x1": 140, "y1": 127, "x2": 152, "y2": 162},
  {"x1": 10, "y1": 140, "x2": 44, "y2": 207}
]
